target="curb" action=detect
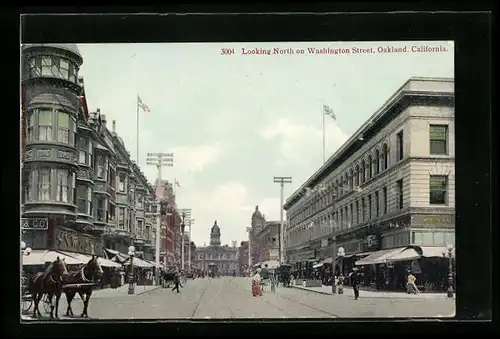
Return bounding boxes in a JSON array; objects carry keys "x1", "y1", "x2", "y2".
[
  {"x1": 292, "y1": 285, "x2": 455, "y2": 300},
  {"x1": 136, "y1": 286, "x2": 161, "y2": 296}
]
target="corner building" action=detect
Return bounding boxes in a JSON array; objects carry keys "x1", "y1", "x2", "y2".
[{"x1": 284, "y1": 77, "x2": 455, "y2": 272}]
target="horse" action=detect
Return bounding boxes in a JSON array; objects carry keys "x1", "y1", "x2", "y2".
[
  {"x1": 28, "y1": 257, "x2": 69, "y2": 319},
  {"x1": 63, "y1": 255, "x2": 103, "y2": 318}
]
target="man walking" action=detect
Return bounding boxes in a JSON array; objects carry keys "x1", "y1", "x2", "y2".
[
  {"x1": 350, "y1": 267, "x2": 361, "y2": 300},
  {"x1": 172, "y1": 269, "x2": 182, "y2": 293}
]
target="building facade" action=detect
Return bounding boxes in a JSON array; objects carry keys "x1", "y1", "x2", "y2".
[
  {"x1": 284, "y1": 77, "x2": 455, "y2": 264},
  {"x1": 21, "y1": 43, "x2": 156, "y2": 261},
  {"x1": 193, "y1": 221, "x2": 239, "y2": 275},
  {"x1": 254, "y1": 221, "x2": 280, "y2": 265},
  {"x1": 238, "y1": 241, "x2": 249, "y2": 274}
]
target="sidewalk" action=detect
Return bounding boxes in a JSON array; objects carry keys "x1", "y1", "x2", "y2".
[
  {"x1": 292, "y1": 284, "x2": 455, "y2": 299},
  {"x1": 92, "y1": 284, "x2": 160, "y2": 298}
]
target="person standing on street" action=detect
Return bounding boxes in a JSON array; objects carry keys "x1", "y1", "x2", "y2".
[
  {"x1": 350, "y1": 267, "x2": 361, "y2": 300},
  {"x1": 172, "y1": 269, "x2": 182, "y2": 293}
]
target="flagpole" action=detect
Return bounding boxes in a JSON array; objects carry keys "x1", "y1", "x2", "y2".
[
  {"x1": 322, "y1": 104, "x2": 326, "y2": 164},
  {"x1": 136, "y1": 95, "x2": 140, "y2": 165}
]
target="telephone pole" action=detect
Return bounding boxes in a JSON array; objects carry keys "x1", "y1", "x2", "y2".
[
  {"x1": 146, "y1": 152, "x2": 174, "y2": 285},
  {"x1": 178, "y1": 208, "x2": 192, "y2": 271},
  {"x1": 273, "y1": 176, "x2": 292, "y2": 265}
]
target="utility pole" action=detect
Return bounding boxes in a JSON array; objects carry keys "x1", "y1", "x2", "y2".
[
  {"x1": 146, "y1": 152, "x2": 174, "y2": 285},
  {"x1": 273, "y1": 176, "x2": 292, "y2": 265},
  {"x1": 188, "y1": 218, "x2": 195, "y2": 269},
  {"x1": 178, "y1": 209, "x2": 191, "y2": 271}
]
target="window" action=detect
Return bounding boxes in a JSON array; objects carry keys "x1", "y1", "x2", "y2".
[
  {"x1": 57, "y1": 111, "x2": 70, "y2": 144},
  {"x1": 412, "y1": 232, "x2": 423, "y2": 245},
  {"x1": 374, "y1": 149, "x2": 380, "y2": 175},
  {"x1": 27, "y1": 113, "x2": 35, "y2": 142},
  {"x1": 24, "y1": 171, "x2": 33, "y2": 202},
  {"x1": 422, "y1": 232, "x2": 433, "y2": 245},
  {"x1": 38, "y1": 168, "x2": 51, "y2": 201},
  {"x1": 360, "y1": 160, "x2": 366, "y2": 183},
  {"x1": 348, "y1": 169, "x2": 353, "y2": 189},
  {"x1": 136, "y1": 195, "x2": 143, "y2": 209},
  {"x1": 78, "y1": 138, "x2": 88, "y2": 165},
  {"x1": 88, "y1": 188, "x2": 93, "y2": 215},
  {"x1": 96, "y1": 198, "x2": 106, "y2": 222},
  {"x1": 361, "y1": 197, "x2": 366, "y2": 222},
  {"x1": 97, "y1": 156, "x2": 107, "y2": 180},
  {"x1": 375, "y1": 191, "x2": 380, "y2": 217},
  {"x1": 383, "y1": 187, "x2": 388, "y2": 214},
  {"x1": 77, "y1": 186, "x2": 87, "y2": 214},
  {"x1": 430, "y1": 125, "x2": 448, "y2": 155},
  {"x1": 444, "y1": 232, "x2": 455, "y2": 246},
  {"x1": 355, "y1": 200, "x2": 360, "y2": 224},
  {"x1": 41, "y1": 56, "x2": 52, "y2": 76},
  {"x1": 354, "y1": 165, "x2": 360, "y2": 186},
  {"x1": 69, "y1": 63, "x2": 78, "y2": 83},
  {"x1": 345, "y1": 206, "x2": 348, "y2": 226},
  {"x1": 434, "y1": 232, "x2": 444, "y2": 245},
  {"x1": 59, "y1": 59, "x2": 69, "y2": 79},
  {"x1": 382, "y1": 144, "x2": 389, "y2": 170},
  {"x1": 396, "y1": 130, "x2": 404, "y2": 161},
  {"x1": 396, "y1": 179, "x2": 403, "y2": 209},
  {"x1": 430, "y1": 175, "x2": 448, "y2": 205},
  {"x1": 56, "y1": 169, "x2": 70, "y2": 202},
  {"x1": 38, "y1": 109, "x2": 53, "y2": 141},
  {"x1": 28, "y1": 58, "x2": 41, "y2": 77},
  {"x1": 350, "y1": 203, "x2": 354, "y2": 225},
  {"x1": 118, "y1": 207, "x2": 125, "y2": 228},
  {"x1": 368, "y1": 194, "x2": 372, "y2": 219},
  {"x1": 118, "y1": 173, "x2": 127, "y2": 192},
  {"x1": 367, "y1": 155, "x2": 373, "y2": 179}
]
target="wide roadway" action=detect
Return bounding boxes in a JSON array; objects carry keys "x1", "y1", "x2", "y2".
[{"x1": 23, "y1": 277, "x2": 455, "y2": 319}]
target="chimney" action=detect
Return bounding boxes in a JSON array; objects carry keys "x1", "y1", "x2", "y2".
[
  {"x1": 112, "y1": 120, "x2": 116, "y2": 133},
  {"x1": 101, "y1": 114, "x2": 107, "y2": 129}
]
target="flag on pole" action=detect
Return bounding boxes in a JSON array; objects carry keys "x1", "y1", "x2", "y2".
[
  {"x1": 323, "y1": 104, "x2": 336, "y2": 120},
  {"x1": 137, "y1": 95, "x2": 150, "y2": 112},
  {"x1": 175, "y1": 180, "x2": 181, "y2": 188}
]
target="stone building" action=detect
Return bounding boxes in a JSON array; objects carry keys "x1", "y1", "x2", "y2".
[
  {"x1": 21, "y1": 43, "x2": 156, "y2": 262},
  {"x1": 238, "y1": 241, "x2": 249, "y2": 274},
  {"x1": 284, "y1": 77, "x2": 455, "y2": 265},
  {"x1": 193, "y1": 221, "x2": 239, "y2": 275},
  {"x1": 248, "y1": 206, "x2": 281, "y2": 267}
]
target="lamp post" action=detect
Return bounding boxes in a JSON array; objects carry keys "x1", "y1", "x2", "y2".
[
  {"x1": 21, "y1": 241, "x2": 32, "y2": 272},
  {"x1": 443, "y1": 244, "x2": 455, "y2": 298},
  {"x1": 337, "y1": 246, "x2": 345, "y2": 292},
  {"x1": 246, "y1": 227, "x2": 252, "y2": 276},
  {"x1": 128, "y1": 245, "x2": 136, "y2": 295},
  {"x1": 180, "y1": 213, "x2": 186, "y2": 271},
  {"x1": 188, "y1": 218, "x2": 195, "y2": 270}
]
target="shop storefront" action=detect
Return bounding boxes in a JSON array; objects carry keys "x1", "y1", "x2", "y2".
[{"x1": 55, "y1": 227, "x2": 104, "y2": 256}]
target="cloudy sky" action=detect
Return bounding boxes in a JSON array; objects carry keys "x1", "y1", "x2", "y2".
[{"x1": 77, "y1": 41, "x2": 454, "y2": 247}]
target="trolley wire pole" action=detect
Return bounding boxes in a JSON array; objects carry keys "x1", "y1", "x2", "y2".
[{"x1": 273, "y1": 176, "x2": 292, "y2": 265}]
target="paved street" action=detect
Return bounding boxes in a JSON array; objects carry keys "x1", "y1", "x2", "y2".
[{"x1": 21, "y1": 277, "x2": 455, "y2": 320}]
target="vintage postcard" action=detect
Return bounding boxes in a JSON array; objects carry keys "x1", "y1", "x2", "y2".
[{"x1": 20, "y1": 40, "x2": 455, "y2": 320}]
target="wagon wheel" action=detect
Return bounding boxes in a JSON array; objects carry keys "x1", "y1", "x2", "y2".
[
  {"x1": 42, "y1": 295, "x2": 52, "y2": 314},
  {"x1": 21, "y1": 295, "x2": 32, "y2": 313}
]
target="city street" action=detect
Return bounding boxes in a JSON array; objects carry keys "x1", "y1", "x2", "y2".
[{"x1": 21, "y1": 277, "x2": 455, "y2": 319}]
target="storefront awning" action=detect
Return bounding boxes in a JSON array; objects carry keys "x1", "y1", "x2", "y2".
[
  {"x1": 22, "y1": 250, "x2": 83, "y2": 266},
  {"x1": 419, "y1": 246, "x2": 455, "y2": 258},
  {"x1": 344, "y1": 251, "x2": 373, "y2": 259},
  {"x1": 61, "y1": 251, "x2": 121, "y2": 269},
  {"x1": 355, "y1": 247, "x2": 407, "y2": 266},
  {"x1": 313, "y1": 263, "x2": 323, "y2": 269},
  {"x1": 386, "y1": 248, "x2": 421, "y2": 263},
  {"x1": 253, "y1": 262, "x2": 261, "y2": 267},
  {"x1": 123, "y1": 256, "x2": 155, "y2": 268}
]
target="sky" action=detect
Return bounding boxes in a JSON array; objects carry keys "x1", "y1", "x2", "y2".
[{"x1": 77, "y1": 41, "x2": 454, "y2": 247}]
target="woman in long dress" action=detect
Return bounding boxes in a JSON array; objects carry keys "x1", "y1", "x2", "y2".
[{"x1": 252, "y1": 269, "x2": 263, "y2": 297}]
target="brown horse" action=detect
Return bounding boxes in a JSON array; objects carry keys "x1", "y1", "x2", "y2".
[
  {"x1": 64, "y1": 255, "x2": 103, "y2": 318},
  {"x1": 28, "y1": 257, "x2": 69, "y2": 319}
]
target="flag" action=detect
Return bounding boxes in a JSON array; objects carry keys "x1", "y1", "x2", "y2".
[
  {"x1": 175, "y1": 180, "x2": 181, "y2": 188},
  {"x1": 323, "y1": 104, "x2": 336, "y2": 120},
  {"x1": 137, "y1": 95, "x2": 150, "y2": 112}
]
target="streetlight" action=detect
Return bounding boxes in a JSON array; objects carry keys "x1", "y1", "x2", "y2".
[
  {"x1": 442, "y1": 244, "x2": 455, "y2": 298},
  {"x1": 337, "y1": 246, "x2": 345, "y2": 293},
  {"x1": 180, "y1": 213, "x2": 186, "y2": 271},
  {"x1": 127, "y1": 245, "x2": 136, "y2": 295}
]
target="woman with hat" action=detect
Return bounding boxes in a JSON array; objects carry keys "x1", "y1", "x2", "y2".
[{"x1": 252, "y1": 268, "x2": 263, "y2": 297}]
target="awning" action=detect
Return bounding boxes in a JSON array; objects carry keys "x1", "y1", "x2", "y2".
[
  {"x1": 419, "y1": 246, "x2": 455, "y2": 258},
  {"x1": 22, "y1": 250, "x2": 83, "y2": 266},
  {"x1": 355, "y1": 247, "x2": 407, "y2": 266},
  {"x1": 98, "y1": 257, "x2": 122, "y2": 268},
  {"x1": 344, "y1": 251, "x2": 373, "y2": 259},
  {"x1": 61, "y1": 251, "x2": 120, "y2": 269},
  {"x1": 253, "y1": 262, "x2": 261, "y2": 267},
  {"x1": 386, "y1": 248, "x2": 421, "y2": 262},
  {"x1": 313, "y1": 263, "x2": 323, "y2": 269},
  {"x1": 123, "y1": 256, "x2": 155, "y2": 268}
]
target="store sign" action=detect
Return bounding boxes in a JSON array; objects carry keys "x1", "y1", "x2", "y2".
[
  {"x1": 21, "y1": 218, "x2": 48, "y2": 230},
  {"x1": 56, "y1": 228, "x2": 103, "y2": 255},
  {"x1": 414, "y1": 214, "x2": 454, "y2": 227},
  {"x1": 363, "y1": 234, "x2": 379, "y2": 251}
]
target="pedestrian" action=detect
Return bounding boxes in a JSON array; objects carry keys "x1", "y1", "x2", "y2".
[
  {"x1": 350, "y1": 267, "x2": 360, "y2": 300},
  {"x1": 406, "y1": 271, "x2": 419, "y2": 294},
  {"x1": 337, "y1": 273, "x2": 345, "y2": 294},
  {"x1": 252, "y1": 268, "x2": 263, "y2": 297},
  {"x1": 270, "y1": 272, "x2": 276, "y2": 292},
  {"x1": 172, "y1": 269, "x2": 182, "y2": 293}
]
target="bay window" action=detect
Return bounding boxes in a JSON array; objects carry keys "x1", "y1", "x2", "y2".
[
  {"x1": 88, "y1": 188, "x2": 93, "y2": 216},
  {"x1": 38, "y1": 109, "x2": 53, "y2": 141},
  {"x1": 59, "y1": 59, "x2": 69, "y2": 79},
  {"x1": 118, "y1": 207, "x2": 125, "y2": 229},
  {"x1": 97, "y1": 156, "x2": 107, "y2": 180},
  {"x1": 118, "y1": 173, "x2": 127, "y2": 192},
  {"x1": 70, "y1": 63, "x2": 78, "y2": 83},
  {"x1": 57, "y1": 111, "x2": 70, "y2": 144},
  {"x1": 77, "y1": 186, "x2": 87, "y2": 213},
  {"x1": 56, "y1": 169, "x2": 70, "y2": 202},
  {"x1": 96, "y1": 198, "x2": 106, "y2": 222},
  {"x1": 27, "y1": 113, "x2": 35, "y2": 142},
  {"x1": 24, "y1": 171, "x2": 33, "y2": 202},
  {"x1": 78, "y1": 138, "x2": 88, "y2": 165},
  {"x1": 37, "y1": 168, "x2": 51, "y2": 201},
  {"x1": 28, "y1": 58, "x2": 41, "y2": 77}
]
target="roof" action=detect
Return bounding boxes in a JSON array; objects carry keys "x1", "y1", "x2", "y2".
[
  {"x1": 22, "y1": 43, "x2": 83, "y2": 64},
  {"x1": 284, "y1": 76, "x2": 455, "y2": 210}
]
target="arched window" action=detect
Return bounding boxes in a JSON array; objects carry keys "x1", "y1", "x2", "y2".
[
  {"x1": 375, "y1": 149, "x2": 380, "y2": 175},
  {"x1": 383, "y1": 143, "x2": 389, "y2": 170},
  {"x1": 355, "y1": 164, "x2": 360, "y2": 186},
  {"x1": 368, "y1": 155, "x2": 373, "y2": 179},
  {"x1": 361, "y1": 160, "x2": 366, "y2": 183},
  {"x1": 349, "y1": 169, "x2": 353, "y2": 189}
]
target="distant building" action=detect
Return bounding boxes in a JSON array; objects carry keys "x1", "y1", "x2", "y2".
[
  {"x1": 192, "y1": 221, "x2": 239, "y2": 275},
  {"x1": 238, "y1": 240, "x2": 249, "y2": 274},
  {"x1": 248, "y1": 206, "x2": 281, "y2": 267}
]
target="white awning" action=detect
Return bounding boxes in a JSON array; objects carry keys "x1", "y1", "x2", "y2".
[
  {"x1": 60, "y1": 251, "x2": 92, "y2": 263},
  {"x1": 313, "y1": 263, "x2": 323, "y2": 269},
  {"x1": 22, "y1": 250, "x2": 83, "y2": 266},
  {"x1": 386, "y1": 248, "x2": 421, "y2": 262},
  {"x1": 98, "y1": 257, "x2": 122, "y2": 268},
  {"x1": 355, "y1": 247, "x2": 407, "y2": 266},
  {"x1": 419, "y1": 246, "x2": 455, "y2": 258},
  {"x1": 123, "y1": 256, "x2": 155, "y2": 268},
  {"x1": 253, "y1": 262, "x2": 261, "y2": 267}
]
